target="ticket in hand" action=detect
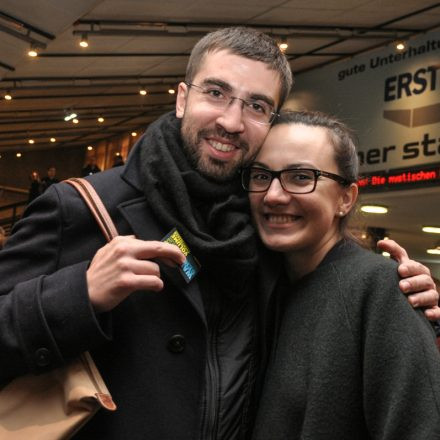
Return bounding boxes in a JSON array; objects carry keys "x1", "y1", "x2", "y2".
[{"x1": 161, "y1": 228, "x2": 201, "y2": 283}]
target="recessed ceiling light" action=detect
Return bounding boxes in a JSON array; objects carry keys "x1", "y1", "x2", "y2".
[
  {"x1": 28, "y1": 139, "x2": 35, "y2": 144},
  {"x1": 87, "y1": 145, "x2": 93, "y2": 150},
  {"x1": 4, "y1": 91, "x2": 12, "y2": 100},
  {"x1": 97, "y1": 116, "x2": 104, "y2": 123},
  {"x1": 72, "y1": 118, "x2": 79, "y2": 124},
  {"x1": 16, "y1": 152, "x2": 22, "y2": 157},
  {"x1": 382, "y1": 251, "x2": 390, "y2": 257},
  {"x1": 139, "y1": 87, "x2": 147, "y2": 96},
  {"x1": 131, "y1": 131, "x2": 137, "y2": 137},
  {"x1": 427, "y1": 248, "x2": 440, "y2": 255},
  {"x1": 50, "y1": 137, "x2": 56, "y2": 143},
  {"x1": 79, "y1": 34, "x2": 89, "y2": 48},
  {"x1": 360, "y1": 205, "x2": 388, "y2": 214},
  {"x1": 422, "y1": 226, "x2": 440, "y2": 234},
  {"x1": 168, "y1": 88, "x2": 175, "y2": 94},
  {"x1": 395, "y1": 40, "x2": 406, "y2": 51}
]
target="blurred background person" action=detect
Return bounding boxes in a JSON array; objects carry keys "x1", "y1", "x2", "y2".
[
  {"x1": 28, "y1": 170, "x2": 41, "y2": 203},
  {"x1": 81, "y1": 157, "x2": 101, "y2": 176},
  {"x1": 41, "y1": 166, "x2": 59, "y2": 193}
]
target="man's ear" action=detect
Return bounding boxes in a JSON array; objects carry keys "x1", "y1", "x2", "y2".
[{"x1": 176, "y1": 82, "x2": 188, "y2": 118}]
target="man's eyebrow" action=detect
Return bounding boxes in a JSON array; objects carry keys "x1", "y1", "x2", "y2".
[{"x1": 201, "y1": 78, "x2": 232, "y2": 91}]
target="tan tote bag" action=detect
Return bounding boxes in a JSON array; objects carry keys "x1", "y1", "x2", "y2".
[{"x1": 0, "y1": 178, "x2": 118, "y2": 439}]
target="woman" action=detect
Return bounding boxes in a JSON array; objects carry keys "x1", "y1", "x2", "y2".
[{"x1": 242, "y1": 111, "x2": 440, "y2": 439}]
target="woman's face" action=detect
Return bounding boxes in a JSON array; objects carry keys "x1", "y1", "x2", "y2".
[{"x1": 249, "y1": 123, "x2": 356, "y2": 256}]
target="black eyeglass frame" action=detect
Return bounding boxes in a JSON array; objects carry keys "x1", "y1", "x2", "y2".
[
  {"x1": 185, "y1": 82, "x2": 279, "y2": 125},
  {"x1": 241, "y1": 166, "x2": 352, "y2": 194}
]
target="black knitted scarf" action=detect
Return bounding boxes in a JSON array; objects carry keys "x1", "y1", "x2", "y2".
[{"x1": 139, "y1": 111, "x2": 258, "y2": 292}]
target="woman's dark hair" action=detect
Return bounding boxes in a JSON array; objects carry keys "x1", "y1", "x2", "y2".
[{"x1": 273, "y1": 110, "x2": 359, "y2": 236}]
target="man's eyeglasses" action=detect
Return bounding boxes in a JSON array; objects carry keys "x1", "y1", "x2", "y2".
[
  {"x1": 185, "y1": 82, "x2": 278, "y2": 125},
  {"x1": 241, "y1": 166, "x2": 352, "y2": 194}
]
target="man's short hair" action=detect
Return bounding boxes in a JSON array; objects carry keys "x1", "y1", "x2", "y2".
[{"x1": 185, "y1": 27, "x2": 293, "y2": 109}]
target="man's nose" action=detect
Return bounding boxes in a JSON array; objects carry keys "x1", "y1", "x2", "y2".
[{"x1": 215, "y1": 98, "x2": 245, "y2": 133}]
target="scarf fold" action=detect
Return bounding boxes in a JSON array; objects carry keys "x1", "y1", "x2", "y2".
[{"x1": 139, "y1": 111, "x2": 258, "y2": 292}]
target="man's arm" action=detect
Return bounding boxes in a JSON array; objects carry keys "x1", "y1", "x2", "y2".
[{"x1": 377, "y1": 239, "x2": 440, "y2": 320}]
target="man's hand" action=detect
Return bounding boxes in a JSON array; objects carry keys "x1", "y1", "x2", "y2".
[
  {"x1": 87, "y1": 236, "x2": 186, "y2": 313},
  {"x1": 377, "y1": 239, "x2": 440, "y2": 321}
]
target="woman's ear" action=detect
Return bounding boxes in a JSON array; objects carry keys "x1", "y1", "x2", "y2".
[
  {"x1": 338, "y1": 183, "x2": 358, "y2": 216},
  {"x1": 176, "y1": 82, "x2": 188, "y2": 118}
]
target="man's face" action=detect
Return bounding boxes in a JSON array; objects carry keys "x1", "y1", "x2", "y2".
[
  {"x1": 48, "y1": 167, "x2": 56, "y2": 178},
  {"x1": 176, "y1": 49, "x2": 281, "y2": 181}
]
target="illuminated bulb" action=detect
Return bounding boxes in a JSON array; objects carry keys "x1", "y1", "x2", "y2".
[
  {"x1": 360, "y1": 205, "x2": 388, "y2": 214},
  {"x1": 382, "y1": 251, "x2": 391, "y2": 257},
  {"x1": 115, "y1": 152, "x2": 121, "y2": 156},
  {"x1": 87, "y1": 145, "x2": 93, "y2": 151},
  {"x1": 361, "y1": 233, "x2": 367, "y2": 239},
  {"x1": 427, "y1": 248, "x2": 440, "y2": 255},
  {"x1": 97, "y1": 116, "x2": 104, "y2": 123},
  {"x1": 422, "y1": 226, "x2": 440, "y2": 234},
  {"x1": 139, "y1": 88, "x2": 147, "y2": 96},
  {"x1": 72, "y1": 118, "x2": 79, "y2": 124},
  {"x1": 168, "y1": 88, "x2": 175, "y2": 94},
  {"x1": 4, "y1": 91, "x2": 12, "y2": 100},
  {"x1": 79, "y1": 34, "x2": 89, "y2": 48},
  {"x1": 395, "y1": 41, "x2": 406, "y2": 51},
  {"x1": 16, "y1": 153, "x2": 22, "y2": 157},
  {"x1": 50, "y1": 137, "x2": 56, "y2": 142},
  {"x1": 28, "y1": 139, "x2": 35, "y2": 144},
  {"x1": 64, "y1": 112, "x2": 77, "y2": 121},
  {"x1": 131, "y1": 131, "x2": 137, "y2": 137},
  {"x1": 28, "y1": 45, "x2": 38, "y2": 57},
  {"x1": 279, "y1": 37, "x2": 288, "y2": 52}
]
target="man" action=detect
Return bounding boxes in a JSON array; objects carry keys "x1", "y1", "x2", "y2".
[
  {"x1": 0, "y1": 27, "x2": 437, "y2": 439},
  {"x1": 81, "y1": 156, "x2": 102, "y2": 176},
  {"x1": 40, "y1": 165, "x2": 59, "y2": 192}
]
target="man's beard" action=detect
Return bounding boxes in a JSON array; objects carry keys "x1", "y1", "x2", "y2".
[{"x1": 181, "y1": 123, "x2": 252, "y2": 182}]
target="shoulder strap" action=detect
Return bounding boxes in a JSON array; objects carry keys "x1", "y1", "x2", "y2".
[{"x1": 64, "y1": 177, "x2": 119, "y2": 242}]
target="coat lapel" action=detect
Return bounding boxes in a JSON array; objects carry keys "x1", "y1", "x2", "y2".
[{"x1": 117, "y1": 196, "x2": 207, "y2": 326}]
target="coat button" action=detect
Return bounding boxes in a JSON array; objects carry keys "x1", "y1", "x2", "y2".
[
  {"x1": 35, "y1": 347, "x2": 51, "y2": 367},
  {"x1": 167, "y1": 335, "x2": 185, "y2": 353}
]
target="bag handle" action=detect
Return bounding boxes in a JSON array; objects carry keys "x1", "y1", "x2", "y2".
[{"x1": 65, "y1": 178, "x2": 119, "y2": 242}]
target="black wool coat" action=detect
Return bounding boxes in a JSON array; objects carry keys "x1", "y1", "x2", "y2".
[{"x1": 0, "y1": 137, "x2": 266, "y2": 439}]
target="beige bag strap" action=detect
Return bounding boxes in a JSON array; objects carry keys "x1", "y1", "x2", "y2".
[{"x1": 65, "y1": 178, "x2": 118, "y2": 242}]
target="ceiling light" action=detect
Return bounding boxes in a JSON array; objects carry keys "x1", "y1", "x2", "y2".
[
  {"x1": 28, "y1": 44, "x2": 39, "y2": 57},
  {"x1": 427, "y1": 248, "x2": 440, "y2": 255},
  {"x1": 168, "y1": 88, "x2": 175, "y2": 94},
  {"x1": 79, "y1": 34, "x2": 89, "y2": 48},
  {"x1": 50, "y1": 137, "x2": 56, "y2": 142},
  {"x1": 16, "y1": 153, "x2": 22, "y2": 158},
  {"x1": 360, "y1": 205, "x2": 388, "y2": 214},
  {"x1": 64, "y1": 112, "x2": 77, "y2": 121},
  {"x1": 382, "y1": 251, "x2": 390, "y2": 257},
  {"x1": 395, "y1": 40, "x2": 406, "y2": 51},
  {"x1": 131, "y1": 131, "x2": 137, "y2": 137},
  {"x1": 115, "y1": 152, "x2": 121, "y2": 156},
  {"x1": 87, "y1": 145, "x2": 93, "y2": 150},
  {"x1": 28, "y1": 139, "x2": 35, "y2": 144},
  {"x1": 279, "y1": 37, "x2": 288, "y2": 52},
  {"x1": 139, "y1": 87, "x2": 147, "y2": 96},
  {"x1": 97, "y1": 116, "x2": 105, "y2": 123},
  {"x1": 422, "y1": 226, "x2": 440, "y2": 234},
  {"x1": 4, "y1": 91, "x2": 12, "y2": 100},
  {"x1": 72, "y1": 118, "x2": 79, "y2": 124}
]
